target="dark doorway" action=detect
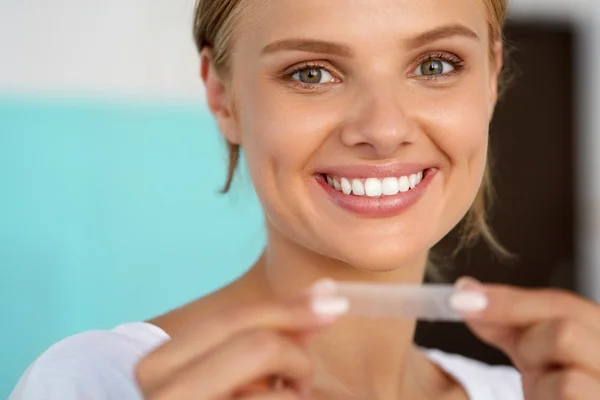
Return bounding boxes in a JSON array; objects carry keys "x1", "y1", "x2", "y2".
[{"x1": 414, "y1": 20, "x2": 577, "y2": 366}]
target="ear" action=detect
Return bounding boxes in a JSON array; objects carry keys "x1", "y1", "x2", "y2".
[
  {"x1": 488, "y1": 41, "x2": 504, "y2": 120},
  {"x1": 200, "y1": 48, "x2": 241, "y2": 145}
]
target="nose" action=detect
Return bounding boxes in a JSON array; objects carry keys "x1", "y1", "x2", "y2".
[{"x1": 340, "y1": 87, "x2": 418, "y2": 158}]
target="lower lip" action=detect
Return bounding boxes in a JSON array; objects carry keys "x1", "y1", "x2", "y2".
[{"x1": 316, "y1": 170, "x2": 436, "y2": 218}]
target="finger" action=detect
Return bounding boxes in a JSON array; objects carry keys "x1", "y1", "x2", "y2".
[
  {"x1": 455, "y1": 278, "x2": 600, "y2": 330},
  {"x1": 455, "y1": 278, "x2": 600, "y2": 369},
  {"x1": 463, "y1": 319, "x2": 525, "y2": 369},
  {"x1": 515, "y1": 319, "x2": 600, "y2": 376},
  {"x1": 151, "y1": 330, "x2": 313, "y2": 399},
  {"x1": 137, "y1": 280, "x2": 346, "y2": 392},
  {"x1": 530, "y1": 369, "x2": 600, "y2": 400}
]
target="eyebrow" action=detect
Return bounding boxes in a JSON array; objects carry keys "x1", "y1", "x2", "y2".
[
  {"x1": 260, "y1": 24, "x2": 480, "y2": 57},
  {"x1": 406, "y1": 24, "x2": 480, "y2": 49},
  {"x1": 261, "y1": 39, "x2": 353, "y2": 57}
]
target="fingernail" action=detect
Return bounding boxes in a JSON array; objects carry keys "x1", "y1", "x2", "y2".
[
  {"x1": 449, "y1": 291, "x2": 488, "y2": 314},
  {"x1": 311, "y1": 296, "x2": 350, "y2": 319},
  {"x1": 306, "y1": 278, "x2": 338, "y2": 296},
  {"x1": 455, "y1": 276, "x2": 482, "y2": 291}
]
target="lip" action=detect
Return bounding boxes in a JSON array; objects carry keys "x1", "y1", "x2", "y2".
[
  {"x1": 314, "y1": 165, "x2": 437, "y2": 218},
  {"x1": 317, "y1": 162, "x2": 431, "y2": 179}
]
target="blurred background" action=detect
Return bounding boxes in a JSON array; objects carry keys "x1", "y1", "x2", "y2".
[{"x1": 2, "y1": 0, "x2": 600, "y2": 397}]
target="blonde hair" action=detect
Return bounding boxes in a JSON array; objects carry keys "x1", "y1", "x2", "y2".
[{"x1": 193, "y1": 0, "x2": 510, "y2": 256}]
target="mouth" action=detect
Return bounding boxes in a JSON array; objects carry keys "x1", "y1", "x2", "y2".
[
  {"x1": 313, "y1": 166, "x2": 436, "y2": 218},
  {"x1": 323, "y1": 170, "x2": 426, "y2": 197}
]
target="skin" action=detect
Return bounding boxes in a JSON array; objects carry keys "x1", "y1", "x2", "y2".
[
  {"x1": 135, "y1": 0, "x2": 600, "y2": 399},
  {"x1": 227, "y1": 0, "x2": 496, "y2": 277}
]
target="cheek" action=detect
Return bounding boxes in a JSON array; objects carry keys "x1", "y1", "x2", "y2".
[
  {"x1": 241, "y1": 100, "x2": 305, "y2": 186},
  {"x1": 423, "y1": 88, "x2": 490, "y2": 223},
  {"x1": 238, "y1": 85, "x2": 338, "y2": 186},
  {"x1": 425, "y1": 88, "x2": 490, "y2": 174},
  {"x1": 234, "y1": 84, "x2": 330, "y2": 226}
]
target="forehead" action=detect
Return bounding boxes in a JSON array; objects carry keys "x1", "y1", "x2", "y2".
[{"x1": 238, "y1": 0, "x2": 489, "y2": 52}]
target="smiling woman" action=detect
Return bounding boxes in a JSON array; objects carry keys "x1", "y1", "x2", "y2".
[
  {"x1": 12, "y1": 0, "x2": 600, "y2": 399},
  {"x1": 200, "y1": 0, "x2": 503, "y2": 276},
  {"x1": 207, "y1": 2, "x2": 508, "y2": 259}
]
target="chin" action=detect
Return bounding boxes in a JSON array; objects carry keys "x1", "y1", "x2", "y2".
[{"x1": 332, "y1": 244, "x2": 430, "y2": 275}]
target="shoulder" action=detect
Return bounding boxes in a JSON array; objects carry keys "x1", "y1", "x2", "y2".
[
  {"x1": 10, "y1": 322, "x2": 169, "y2": 400},
  {"x1": 423, "y1": 348, "x2": 524, "y2": 400}
]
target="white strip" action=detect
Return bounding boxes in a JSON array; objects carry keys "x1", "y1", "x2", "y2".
[{"x1": 336, "y1": 282, "x2": 465, "y2": 321}]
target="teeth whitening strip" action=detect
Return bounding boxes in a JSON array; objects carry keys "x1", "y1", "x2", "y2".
[{"x1": 335, "y1": 282, "x2": 464, "y2": 322}]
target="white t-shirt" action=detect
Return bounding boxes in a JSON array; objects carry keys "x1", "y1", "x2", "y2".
[{"x1": 10, "y1": 322, "x2": 523, "y2": 399}]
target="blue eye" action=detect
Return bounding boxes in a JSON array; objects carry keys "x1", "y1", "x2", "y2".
[
  {"x1": 292, "y1": 68, "x2": 335, "y2": 84},
  {"x1": 414, "y1": 59, "x2": 455, "y2": 76}
]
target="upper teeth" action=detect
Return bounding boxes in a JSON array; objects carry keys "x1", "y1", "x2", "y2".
[{"x1": 325, "y1": 171, "x2": 424, "y2": 197}]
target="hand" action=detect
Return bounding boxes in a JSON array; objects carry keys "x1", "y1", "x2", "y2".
[
  {"x1": 455, "y1": 277, "x2": 600, "y2": 399},
  {"x1": 135, "y1": 281, "x2": 349, "y2": 400}
]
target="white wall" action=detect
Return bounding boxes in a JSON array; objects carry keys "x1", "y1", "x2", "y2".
[
  {"x1": 0, "y1": 0, "x2": 203, "y2": 101},
  {"x1": 1, "y1": 0, "x2": 599, "y2": 299}
]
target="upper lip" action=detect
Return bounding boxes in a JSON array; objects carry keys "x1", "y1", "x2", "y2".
[{"x1": 316, "y1": 162, "x2": 435, "y2": 179}]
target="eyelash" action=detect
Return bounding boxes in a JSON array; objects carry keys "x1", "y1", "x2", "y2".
[
  {"x1": 282, "y1": 52, "x2": 466, "y2": 89},
  {"x1": 413, "y1": 52, "x2": 465, "y2": 80},
  {"x1": 283, "y1": 61, "x2": 339, "y2": 90}
]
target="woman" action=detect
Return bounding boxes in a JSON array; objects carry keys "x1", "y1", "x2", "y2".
[{"x1": 11, "y1": 0, "x2": 600, "y2": 398}]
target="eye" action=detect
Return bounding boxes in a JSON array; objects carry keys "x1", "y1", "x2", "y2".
[
  {"x1": 291, "y1": 67, "x2": 335, "y2": 84},
  {"x1": 413, "y1": 59, "x2": 455, "y2": 77}
]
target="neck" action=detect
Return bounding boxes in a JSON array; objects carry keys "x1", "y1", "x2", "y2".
[{"x1": 243, "y1": 226, "x2": 442, "y2": 399}]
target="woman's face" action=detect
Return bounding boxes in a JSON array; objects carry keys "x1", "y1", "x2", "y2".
[{"x1": 213, "y1": 0, "x2": 500, "y2": 271}]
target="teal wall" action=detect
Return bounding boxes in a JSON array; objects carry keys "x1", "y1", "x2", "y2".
[{"x1": 0, "y1": 98, "x2": 265, "y2": 398}]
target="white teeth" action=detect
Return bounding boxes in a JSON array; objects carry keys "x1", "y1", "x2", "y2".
[
  {"x1": 325, "y1": 170, "x2": 425, "y2": 197},
  {"x1": 381, "y1": 177, "x2": 399, "y2": 196},
  {"x1": 409, "y1": 174, "x2": 417, "y2": 189},
  {"x1": 341, "y1": 178, "x2": 352, "y2": 195},
  {"x1": 364, "y1": 178, "x2": 382, "y2": 197},
  {"x1": 352, "y1": 179, "x2": 365, "y2": 196},
  {"x1": 398, "y1": 176, "x2": 410, "y2": 192}
]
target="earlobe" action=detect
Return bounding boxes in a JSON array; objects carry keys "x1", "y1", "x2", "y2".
[{"x1": 200, "y1": 48, "x2": 241, "y2": 145}]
